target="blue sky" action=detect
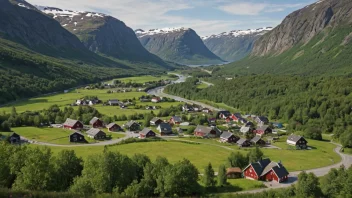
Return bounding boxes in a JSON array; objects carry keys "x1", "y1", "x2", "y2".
[{"x1": 27, "y1": 0, "x2": 316, "y2": 36}]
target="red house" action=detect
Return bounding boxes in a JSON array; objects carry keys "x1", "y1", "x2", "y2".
[
  {"x1": 89, "y1": 117, "x2": 103, "y2": 128},
  {"x1": 63, "y1": 118, "x2": 83, "y2": 130},
  {"x1": 243, "y1": 158, "x2": 289, "y2": 183},
  {"x1": 254, "y1": 125, "x2": 272, "y2": 136},
  {"x1": 230, "y1": 113, "x2": 242, "y2": 121}
]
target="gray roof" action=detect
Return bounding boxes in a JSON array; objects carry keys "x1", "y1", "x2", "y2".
[
  {"x1": 151, "y1": 117, "x2": 162, "y2": 123},
  {"x1": 287, "y1": 134, "x2": 305, "y2": 143},
  {"x1": 86, "y1": 128, "x2": 105, "y2": 137},
  {"x1": 256, "y1": 125, "x2": 269, "y2": 131},
  {"x1": 244, "y1": 158, "x2": 271, "y2": 176},
  {"x1": 220, "y1": 131, "x2": 234, "y2": 139},
  {"x1": 125, "y1": 120, "x2": 140, "y2": 127},
  {"x1": 63, "y1": 118, "x2": 81, "y2": 127},
  {"x1": 251, "y1": 136, "x2": 263, "y2": 143},
  {"x1": 89, "y1": 117, "x2": 100, "y2": 125},
  {"x1": 260, "y1": 161, "x2": 289, "y2": 178},
  {"x1": 257, "y1": 116, "x2": 269, "y2": 123},
  {"x1": 236, "y1": 138, "x2": 249, "y2": 145},
  {"x1": 140, "y1": 128, "x2": 154, "y2": 135},
  {"x1": 158, "y1": 123, "x2": 172, "y2": 132},
  {"x1": 171, "y1": 116, "x2": 182, "y2": 122},
  {"x1": 106, "y1": 123, "x2": 119, "y2": 128},
  {"x1": 195, "y1": 125, "x2": 213, "y2": 134},
  {"x1": 240, "y1": 126, "x2": 250, "y2": 133},
  {"x1": 70, "y1": 131, "x2": 84, "y2": 137}
]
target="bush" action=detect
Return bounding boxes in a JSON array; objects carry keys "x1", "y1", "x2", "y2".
[{"x1": 108, "y1": 137, "x2": 165, "y2": 146}]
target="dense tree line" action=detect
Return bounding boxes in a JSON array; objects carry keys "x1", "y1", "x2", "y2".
[{"x1": 165, "y1": 76, "x2": 352, "y2": 143}]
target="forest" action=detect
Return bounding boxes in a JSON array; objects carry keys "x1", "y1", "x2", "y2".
[{"x1": 165, "y1": 76, "x2": 352, "y2": 146}]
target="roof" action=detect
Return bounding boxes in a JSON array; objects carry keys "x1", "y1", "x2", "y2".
[
  {"x1": 226, "y1": 167, "x2": 242, "y2": 174},
  {"x1": 287, "y1": 134, "x2": 305, "y2": 143},
  {"x1": 151, "y1": 117, "x2": 162, "y2": 123},
  {"x1": 237, "y1": 138, "x2": 249, "y2": 145},
  {"x1": 251, "y1": 136, "x2": 263, "y2": 143},
  {"x1": 240, "y1": 126, "x2": 250, "y2": 133},
  {"x1": 89, "y1": 117, "x2": 100, "y2": 125},
  {"x1": 158, "y1": 123, "x2": 172, "y2": 132},
  {"x1": 233, "y1": 113, "x2": 242, "y2": 118},
  {"x1": 244, "y1": 158, "x2": 272, "y2": 176},
  {"x1": 106, "y1": 123, "x2": 118, "y2": 128},
  {"x1": 195, "y1": 125, "x2": 213, "y2": 134},
  {"x1": 257, "y1": 116, "x2": 269, "y2": 123},
  {"x1": 86, "y1": 128, "x2": 105, "y2": 136},
  {"x1": 171, "y1": 116, "x2": 182, "y2": 122},
  {"x1": 70, "y1": 131, "x2": 84, "y2": 136},
  {"x1": 260, "y1": 162, "x2": 289, "y2": 178},
  {"x1": 9, "y1": 132, "x2": 20, "y2": 137},
  {"x1": 125, "y1": 120, "x2": 140, "y2": 127},
  {"x1": 109, "y1": 99, "x2": 119, "y2": 104},
  {"x1": 218, "y1": 111, "x2": 231, "y2": 117},
  {"x1": 220, "y1": 131, "x2": 234, "y2": 139},
  {"x1": 140, "y1": 128, "x2": 154, "y2": 135},
  {"x1": 256, "y1": 125, "x2": 269, "y2": 131},
  {"x1": 63, "y1": 118, "x2": 80, "y2": 127}
]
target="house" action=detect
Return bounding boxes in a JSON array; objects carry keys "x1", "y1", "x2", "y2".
[
  {"x1": 8, "y1": 132, "x2": 20, "y2": 144},
  {"x1": 139, "y1": 128, "x2": 156, "y2": 138},
  {"x1": 218, "y1": 111, "x2": 231, "y2": 119},
  {"x1": 255, "y1": 116, "x2": 269, "y2": 126},
  {"x1": 238, "y1": 118, "x2": 248, "y2": 124},
  {"x1": 208, "y1": 118, "x2": 217, "y2": 125},
  {"x1": 69, "y1": 131, "x2": 86, "y2": 143},
  {"x1": 108, "y1": 99, "x2": 120, "y2": 106},
  {"x1": 86, "y1": 128, "x2": 106, "y2": 140},
  {"x1": 106, "y1": 123, "x2": 121, "y2": 132},
  {"x1": 243, "y1": 158, "x2": 289, "y2": 183},
  {"x1": 151, "y1": 97, "x2": 161, "y2": 103},
  {"x1": 231, "y1": 113, "x2": 242, "y2": 121},
  {"x1": 254, "y1": 125, "x2": 272, "y2": 136},
  {"x1": 182, "y1": 104, "x2": 194, "y2": 112},
  {"x1": 89, "y1": 117, "x2": 103, "y2": 128},
  {"x1": 124, "y1": 121, "x2": 141, "y2": 132},
  {"x1": 63, "y1": 118, "x2": 84, "y2": 130},
  {"x1": 157, "y1": 123, "x2": 173, "y2": 136},
  {"x1": 240, "y1": 126, "x2": 252, "y2": 134},
  {"x1": 272, "y1": 122, "x2": 284, "y2": 129},
  {"x1": 226, "y1": 167, "x2": 242, "y2": 179},
  {"x1": 245, "y1": 122, "x2": 254, "y2": 127},
  {"x1": 251, "y1": 136, "x2": 266, "y2": 146},
  {"x1": 194, "y1": 125, "x2": 221, "y2": 138},
  {"x1": 150, "y1": 117, "x2": 163, "y2": 126},
  {"x1": 220, "y1": 131, "x2": 240, "y2": 143},
  {"x1": 287, "y1": 134, "x2": 308, "y2": 149},
  {"x1": 236, "y1": 138, "x2": 251, "y2": 147},
  {"x1": 170, "y1": 116, "x2": 182, "y2": 125},
  {"x1": 202, "y1": 108, "x2": 211, "y2": 113}
]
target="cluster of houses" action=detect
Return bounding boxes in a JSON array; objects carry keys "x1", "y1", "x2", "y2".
[
  {"x1": 72, "y1": 98, "x2": 102, "y2": 106},
  {"x1": 140, "y1": 96, "x2": 163, "y2": 103},
  {"x1": 182, "y1": 104, "x2": 212, "y2": 113}
]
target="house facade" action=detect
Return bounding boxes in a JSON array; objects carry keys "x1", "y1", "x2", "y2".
[
  {"x1": 157, "y1": 123, "x2": 173, "y2": 136},
  {"x1": 8, "y1": 133, "x2": 20, "y2": 144},
  {"x1": 151, "y1": 97, "x2": 161, "y2": 103},
  {"x1": 140, "y1": 128, "x2": 156, "y2": 138},
  {"x1": 106, "y1": 123, "x2": 121, "y2": 132},
  {"x1": 89, "y1": 117, "x2": 103, "y2": 128},
  {"x1": 150, "y1": 117, "x2": 163, "y2": 126},
  {"x1": 254, "y1": 126, "x2": 272, "y2": 136},
  {"x1": 63, "y1": 118, "x2": 83, "y2": 130},
  {"x1": 86, "y1": 128, "x2": 106, "y2": 140},
  {"x1": 220, "y1": 131, "x2": 240, "y2": 143},
  {"x1": 69, "y1": 131, "x2": 86, "y2": 143},
  {"x1": 287, "y1": 134, "x2": 308, "y2": 149},
  {"x1": 124, "y1": 121, "x2": 141, "y2": 132},
  {"x1": 237, "y1": 138, "x2": 251, "y2": 147},
  {"x1": 243, "y1": 159, "x2": 289, "y2": 183},
  {"x1": 194, "y1": 125, "x2": 221, "y2": 138},
  {"x1": 169, "y1": 116, "x2": 182, "y2": 125}
]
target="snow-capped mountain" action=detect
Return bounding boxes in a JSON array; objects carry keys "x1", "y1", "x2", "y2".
[
  {"x1": 202, "y1": 27, "x2": 273, "y2": 62},
  {"x1": 135, "y1": 28, "x2": 223, "y2": 65}
]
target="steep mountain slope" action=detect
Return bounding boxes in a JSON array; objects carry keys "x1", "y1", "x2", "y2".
[
  {"x1": 202, "y1": 27, "x2": 272, "y2": 62},
  {"x1": 37, "y1": 6, "x2": 167, "y2": 65},
  {"x1": 217, "y1": 0, "x2": 352, "y2": 76},
  {"x1": 136, "y1": 28, "x2": 224, "y2": 65}
]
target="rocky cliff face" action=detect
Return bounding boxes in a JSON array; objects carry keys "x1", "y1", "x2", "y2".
[
  {"x1": 203, "y1": 27, "x2": 272, "y2": 62},
  {"x1": 37, "y1": 6, "x2": 166, "y2": 64},
  {"x1": 252, "y1": 0, "x2": 352, "y2": 56},
  {"x1": 136, "y1": 28, "x2": 224, "y2": 65},
  {"x1": 0, "y1": 0, "x2": 87, "y2": 54}
]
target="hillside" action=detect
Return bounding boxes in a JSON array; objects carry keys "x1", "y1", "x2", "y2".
[
  {"x1": 36, "y1": 6, "x2": 168, "y2": 66},
  {"x1": 216, "y1": 0, "x2": 352, "y2": 76},
  {"x1": 136, "y1": 28, "x2": 224, "y2": 65},
  {"x1": 202, "y1": 27, "x2": 272, "y2": 62},
  {"x1": 0, "y1": 0, "x2": 173, "y2": 104}
]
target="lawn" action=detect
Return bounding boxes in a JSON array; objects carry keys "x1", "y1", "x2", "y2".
[
  {"x1": 197, "y1": 82, "x2": 209, "y2": 89},
  {"x1": 106, "y1": 75, "x2": 177, "y2": 84}
]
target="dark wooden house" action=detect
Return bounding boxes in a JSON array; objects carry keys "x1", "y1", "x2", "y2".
[
  {"x1": 106, "y1": 123, "x2": 121, "y2": 132},
  {"x1": 86, "y1": 128, "x2": 106, "y2": 140},
  {"x1": 139, "y1": 128, "x2": 156, "y2": 138},
  {"x1": 194, "y1": 125, "x2": 221, "y2": 138},
  {"x1": 220, "y1": 131, "x2": 240, "y2": 143},
  {"x1": 150, "y1": 117, "x2": 163, "y2": 126},
  {"x1": 157, "y1": 123, "x2": 173, "y2": 136},
  {"x1": 89, "y1": 117, "x2": 103, "y2": 128},
  {"x1": 226, "y1": 167, "x2": 242, "y2": 179},
  {"x1": 254, "y1": 125, "x2": 272, "y2": 136},
  {"x1": 286, "y1": 134, "x2": 308, "y2": 149},
  {"x1": 8, "y1": 132, "x2": 20, "y2": 144},
  {"x1": 124, "y1": 121, "x2": 141, "y2": 132},
  {"x1": 63, "y1": 118, "x2": 83, "y2": 130},
  {"x1": 236, "y1": 138, "x2": 251, "y2": 147},
  {"x1": 251, "y1": 136, "x2": 266, "y2": 146},
  {"x1": 69, "y1": 131, "x2": 86, "y2": 143}
]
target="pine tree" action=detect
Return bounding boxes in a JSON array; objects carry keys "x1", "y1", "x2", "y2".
[
  {"x1": 203, "y1": 163, "x2": 215, "y2": 188},
  {"x1": 217, "y1": 164, "x2": 227, "y2": 187}
]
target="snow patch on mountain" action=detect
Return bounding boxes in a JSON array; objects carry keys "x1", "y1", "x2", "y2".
[
  {"x1": 202, "y1": 27, "x2": 273, "y2": 40},
  {"x1": 35, "y1": 6, "x2": 106, "y2": 18},
  {"x1": 135, "y1": 27, "x2": 190, "y2": 37}
]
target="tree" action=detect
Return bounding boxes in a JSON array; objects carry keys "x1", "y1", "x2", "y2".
[
  {"x1": 304, "y1": 127, "x2": 322, "y2": 140},
  {"x1": 203, "y1": 163, "x2": 215, "y2": 188},
  {"x1": 295, "y1": 172, "x2": 322, "y2": 198},
  {"x1": 320, "y1": 167, "x2": 346, "y2": 197},
  {"x1": 217, "y1": 164, "x2": 227, "y2": 187},
  {"x1": 1, "y1": 121, "x2": 11, "y2": 132},
  {"x1": 131, "y1": 154, "x2": 151, "y2": 181},
  {"x1": 52, "y1": 150, "x2": 83, "y2": 191},
  {"x1": 227, "y1": 152, "x2": 248, "y2": 169},
  {"x1": 340, "y1": 131, "x2": 352, "y2": 148},
  {"x1": 247, "y1": 147, "x2": 263, "y2": 163},
  {"x1": 33, "y1": 115, "x2": 41, "y2": 127}
]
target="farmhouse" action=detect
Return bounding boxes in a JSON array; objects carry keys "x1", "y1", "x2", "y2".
[
  {"x1": 251, "y1": 136, "x2": 266, "y2": 146},
  {"x1": 218, "y1": 111, "x2": 231, "y2": 119},
  {"x1": 194, "y1": 125, "x2": 221, "y2": 138},
  {"x1": 287, "y1": 134, "x2": 308, "y2": 149},
  {"x1": 63, "y1": 118, "x2": 83, "y2": 130},
  {"x1": 220, "y1": 131, "x2": 240, "y2": 143},
  {"x1": 170, "y1": 116, "x2": 182, "y2": 125},
  {"x1": 151, "y1": 97, "x2": 161, "y2": 103},
  {"x1": 108, "y1": 99, "x2": 120, "y2": 106},
  {"x1": 150, "y1": 117, "x2": 163, "y2": 126},
  {"x1": 254, "y1": 125, "x2": 272, "y2": 136},
  {"x1": 69, "y1": 131, "x2": 86, "y2": 143},
  {"x1": 226, "y1": 167, "x2": 242, "y2": 179},
  {"x1": 124, "y1": 121, "x2": 141, "y2": 132},
  {"x1": 237, "y1": 138, "x2": 251, "y2": 147},
  {"x1": 255, "y1": 116, "x2": 269, "y2": 126},
  {"x1": 106, "y1": 123, "x2": 121, "y2": 132},
  {"x1": 140, "y1": 128, "x2": 156, "y2": 138},
  {"x1": 86, "y1": 128, "x2": 106, "y2": 140},
  {"x1": 8, "y1": 132, "x2": 20, "y2": 144},
  {"x1": 243, "y1": 159, "x2": 289, "y2": 183},
  {"x1": 157, "y1": 123, "x2": 173, "y2": 136},
  {"x1": 89, "y1": 117, "x2": 103, "y2": 128}
]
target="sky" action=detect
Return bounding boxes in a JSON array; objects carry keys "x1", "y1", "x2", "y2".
[{"x1": 27, "y1": 0, "x2": 316, "y2": 36}]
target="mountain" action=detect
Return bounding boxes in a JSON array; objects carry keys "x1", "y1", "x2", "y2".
[
  {"x1": 216, "y1": 0, "x2": 352, "y2": 76},
  {"x1": 135, "y1": 28, "x2": 224, "y2": 65},
  {"x1": 0, "y1": 0, "x2": 173, "y2": 105},
  {"x1": 202, "y1": 27, "x2": 272, "y2": 62},
  {"x1": 36, "y1": 6, "x2": 168, "y2": 65}
]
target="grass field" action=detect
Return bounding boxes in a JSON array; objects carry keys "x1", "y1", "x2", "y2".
[
  {"x1": 106, "y1": 75, "x2": 177, "y2": 84},
  {"x1": 197, "y1": 82, "x2": 209, "y2": 89}
]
